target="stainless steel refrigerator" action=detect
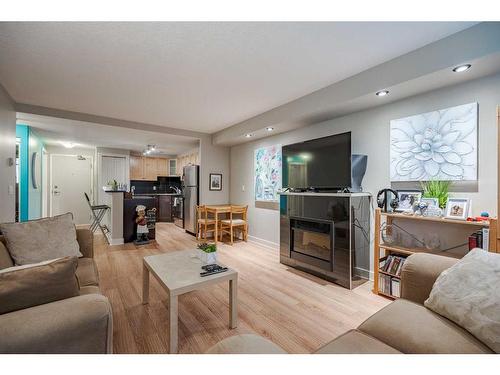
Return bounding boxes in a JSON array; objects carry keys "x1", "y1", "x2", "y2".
[{"x1": 182, "y1": 165, "x2": 199, "y2": 235}]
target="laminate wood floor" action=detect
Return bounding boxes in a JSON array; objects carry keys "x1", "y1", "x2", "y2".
[{"x1": 94, "y1": 223, "x2": 390, "y2": 354}]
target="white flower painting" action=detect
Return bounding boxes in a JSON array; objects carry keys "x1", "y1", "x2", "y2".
[{"x1": 390, "y1": 103, "x2": 478, "y2": 181}]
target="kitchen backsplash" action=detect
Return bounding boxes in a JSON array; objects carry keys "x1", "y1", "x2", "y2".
[{"x1": 131, "y1": 177, "x2": 181, "y2": 194}]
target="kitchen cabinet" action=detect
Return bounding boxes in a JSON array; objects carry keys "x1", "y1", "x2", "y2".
[
  {"x1": 177, "y1": 151, "x2": 199, "y2": 175},
  {"x1": 144, "y1": 158, "x2": 157, "y2": 180},
  {"x1": 130, "y1": 156, "x2": 180, "y2": 180},
  {"x1": 130, "y1": 155, "x2": 144, "y2": 180},
  {"x1": 157, "y1": 195, "x2": 173, "y2": 222},
  {"x1": 156, "y1": 158, "x2": 169, "y2": 176},
  {"x1": 169, "y1": 159, "x2": 177, "y2": 175}
]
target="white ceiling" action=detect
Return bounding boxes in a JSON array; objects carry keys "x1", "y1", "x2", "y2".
[
  {"x1": 0, "y1": 22, "x2": 476, "y2": 134},
  {"x1": 17, "y1": 113, "x2": 200, "y2": 155}
]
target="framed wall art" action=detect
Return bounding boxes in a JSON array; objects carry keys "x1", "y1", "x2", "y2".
[
  {"x1": 209, "y1": 173, "x2": 222, "y2": 191},
  {"x1": 390, "y1": 102, "x2": 478, "y2": 182},
  {"x1": 254, "y1": 145, "x2": 282, "y2": 202}
]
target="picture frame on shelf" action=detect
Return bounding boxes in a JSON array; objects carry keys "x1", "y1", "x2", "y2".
[
  {"x1": 445, "y1": 198, "x2": 471, "y2": 221},
  {"x1": 209, "y1": 173, "x2": 222, "y2": 191},
  {"x1": 421, "y1": 197, "x2": 439, "y2": 208},
  {"x1": 395, "y1": 190, "x2": 422, "y2": 213}
]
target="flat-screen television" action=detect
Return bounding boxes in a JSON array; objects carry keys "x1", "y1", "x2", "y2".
[{"x1": 282, "y1": 132, "x2": 351, "y2": 190}]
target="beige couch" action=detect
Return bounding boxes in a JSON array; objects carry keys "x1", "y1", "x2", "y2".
[
  {"x1": 208, "y1": 253, "x2": 495, "y2": 354},
  {"x1": 0, "y1": 227, "x2": 113, "y2": 354}
]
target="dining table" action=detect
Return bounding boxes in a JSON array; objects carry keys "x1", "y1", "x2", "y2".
[{"x1": 205, "y1": 204, "x2": 232, "y2": 243}]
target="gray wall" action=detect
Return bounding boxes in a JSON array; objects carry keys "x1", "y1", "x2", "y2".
[
  {"x1": 230, "y1": 73, "x2": 500, "y2": 250},
  {"x1": 0, "y1": 85, "x2": 16, "y2": 223},
  {"x1": 199, "y1": 135, "x2": 230, "y2": 205}
]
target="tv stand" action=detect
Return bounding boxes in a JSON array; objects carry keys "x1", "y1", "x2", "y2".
[{"x1": 279, "y1": 192, "x2": 371, "y2": 289}]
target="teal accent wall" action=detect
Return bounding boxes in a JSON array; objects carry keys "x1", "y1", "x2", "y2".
[
  {"x1": 16, "y1": 125, "x2": 44, "y2": 221},
  {"x1": 16, "y1": 125, "x2": 29, "y2": 221},
  {"x1": 28, "y1": 128, "x2": 44, "y2": 220}
]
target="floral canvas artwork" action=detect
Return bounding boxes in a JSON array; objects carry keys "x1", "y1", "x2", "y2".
[
  {"x1": 390, "y1": 102, "x2": 478, "y2": 181},
  {"x1": 254, "y1": 145, "x2": 282, "y2": 202}
]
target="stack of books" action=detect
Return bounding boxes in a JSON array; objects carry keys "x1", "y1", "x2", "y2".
[
  {"x1": 468, "y1": 228, "x2": 489, "y2": 251},
  {"x1": 380, "y1": 255, "x2": 406, "y2": 277},
  {"x1": 378, "y1": 255, "x2": 407, "y2": 298}
]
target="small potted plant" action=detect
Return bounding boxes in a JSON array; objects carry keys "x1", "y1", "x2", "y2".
[
  {"x1": 107, "y1": 179, "x2": 118, "y2": 191},
  {"x1": 197, "y1": 242, "x2": 217, "y2": 265},
  {"x1": 421, "y1": 180, "x2": 451, "y2": 208}
]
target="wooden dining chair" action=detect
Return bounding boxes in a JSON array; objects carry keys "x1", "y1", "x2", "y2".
[
  {"x1": 219, "y1": 205, "x2": 248, "y2": 245},
  {"x1": 196, "y1": 205, "x2": 217, "y2": 241}
]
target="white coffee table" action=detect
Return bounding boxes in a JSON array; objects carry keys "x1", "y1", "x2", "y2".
[{"x1": 142, "y1": 251, "x2": 238, "y2": 354}]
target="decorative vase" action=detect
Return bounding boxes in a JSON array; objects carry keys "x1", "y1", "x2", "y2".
[{"x1": 199, "y1": 250, "x2": 217, "y2": 265}]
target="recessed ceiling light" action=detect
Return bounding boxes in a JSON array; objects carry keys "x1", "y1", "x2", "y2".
[
  {"x1": 245, "y1": 133, "x2": 253, "y2": 138},
  {"x1": 452, "y1": 64, "x2": 471, "y2": 73},
  {"x1": 59, "y1": 141, "x2": 75, "y2": 149},
  {"x1": 375, "y1": 90, "x2": 389, "y2": 97},
  {"x1": 266, "y1": 127, "x2": 274, "y2": 132}
]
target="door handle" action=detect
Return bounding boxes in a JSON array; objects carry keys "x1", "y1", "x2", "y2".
[{"x1": 53, "y1": 190, "x2": 61, "y2": 195}]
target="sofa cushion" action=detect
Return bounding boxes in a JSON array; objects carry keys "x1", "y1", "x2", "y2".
[
  {"x1": 0, "y1": 213, "x2": 82, "y2": 265},
  {"x1": 76, "y1": 258, "x2": 100, "y2": 287},
  {"x1": 0, "y1": 294, "x2": 113, "y2": 354},
  {"x1": 424, "y1": 249, "x2": 500, "y2": 353},
  {"x1": 205, "y1": 334, "x2": 286, "y2": 354},
  {"x1": 0, "y1": 240, "x2": 14, "y2": 270},
  {"x1": 315, "y1": 329, "x2": 401, "y2": 354},
  {"x1": 79, "y1": 285, "x2": 101, "y2": 295},
  {"x1": 0, "y1": 256, "x2": 80, "y2": 314},
  {"x1": 358, "y1": 299, "x2": 493, "y2": 354}
]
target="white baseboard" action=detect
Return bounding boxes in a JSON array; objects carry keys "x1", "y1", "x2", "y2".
[
  {"x1": 107, "y1": 236, "x2": 124, "y2": 246},
  {"x1": 247, "y1": 235, "x2": 279, "y2": 250}
]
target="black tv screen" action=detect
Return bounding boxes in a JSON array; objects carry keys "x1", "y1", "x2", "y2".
[{"x1": 282, "y1": 132, "x2": 351, "y2": 189}]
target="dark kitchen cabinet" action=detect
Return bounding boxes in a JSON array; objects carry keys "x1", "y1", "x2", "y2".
[{"x1": 158, "y1": 195, "x2": 173, "y2": 222}]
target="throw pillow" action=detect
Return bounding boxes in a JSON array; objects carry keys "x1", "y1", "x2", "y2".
[
  {"x1": 0, "y1": 213, "x2": 82, "y2": 265},
  {"x1": 424, "y1": 249, "x2": 500, "y2": 353},
  {"x1": 0, "y1": 256, "x2": 80, "y2": 314}
]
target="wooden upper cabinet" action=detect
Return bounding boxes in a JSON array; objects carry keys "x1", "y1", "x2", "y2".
[
  {"x1": 130, "y1": 156, "x2": 181, "y2": 180},
  {"x1": 156, "y1": 158, "x2": 169, "y2": 177},
  {"x1": 144, "y1": 157, "x2": 157, "y2": 180},
  {"x1": 169, "y1": 159, "x2": 177, "y2": 176},
  {"x1": 130, "y1": 155, "x2": 144, "y2": 180}
]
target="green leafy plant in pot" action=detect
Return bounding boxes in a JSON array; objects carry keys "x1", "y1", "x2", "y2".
[
  {"x1": 107, "y1": 179, "x2": 118, "y2": 191},
  {"x1": 420, "y1": 180, "x2": 451, "y2": 209},
  {"x1": 197, "y1": 242, "x2": 217, "y2": 265}
]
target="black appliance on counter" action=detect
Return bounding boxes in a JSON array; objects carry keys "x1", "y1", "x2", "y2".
[
  {"x1": 280, "y1": 192, "x2": 370, "y2": 289},
  {"x1": 123, "y1": 197, "x2": 157, "y2": 243}
]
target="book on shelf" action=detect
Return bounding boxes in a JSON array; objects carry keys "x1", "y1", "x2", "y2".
[
  {"x1": 391, "y1": 279, "x2": 401, "y2": 298},
  {"x1": 379, "y1": 254, "x2": 407, "y2": 276},
  {"x1": 482, "y1": 228, "x2": 489, "y2": 251},
  {"x1": 378, "y1": 273, "x2": 400, "y2": 298},
  {"x1": 468, "y1": 228, "x2": 490, "y2": 251}
]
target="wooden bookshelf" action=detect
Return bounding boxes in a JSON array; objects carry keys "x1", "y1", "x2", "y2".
[{"x1": 373, "y1": 208, "x2": 497, "y2": 300}]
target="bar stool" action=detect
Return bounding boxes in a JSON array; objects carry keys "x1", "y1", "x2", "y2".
[{"x1": 84, "y1": 193, "x2": 110, "y2": 242}]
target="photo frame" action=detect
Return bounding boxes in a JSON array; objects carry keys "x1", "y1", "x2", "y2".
[
  {"x1": 395, "y1": 190, "x2": 422, "y2": 213},
  {"x1": 420, "y1": 197, "x2": 439, "y2": 208},
  {"x1": 445, "y1": 198, "x2": 470, "y2": 221},
  {"x1": 209, "y1": 173, "x2": 222, "y2": 191}
]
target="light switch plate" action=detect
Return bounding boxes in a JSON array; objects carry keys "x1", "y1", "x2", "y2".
[{"x1": 242, "y1": 185, "x2": 245, "y2": 192}]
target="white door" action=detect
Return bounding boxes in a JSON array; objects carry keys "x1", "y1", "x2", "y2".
[{"x1": 50, "y1": 154, "x2": 93, "y2": 225}]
